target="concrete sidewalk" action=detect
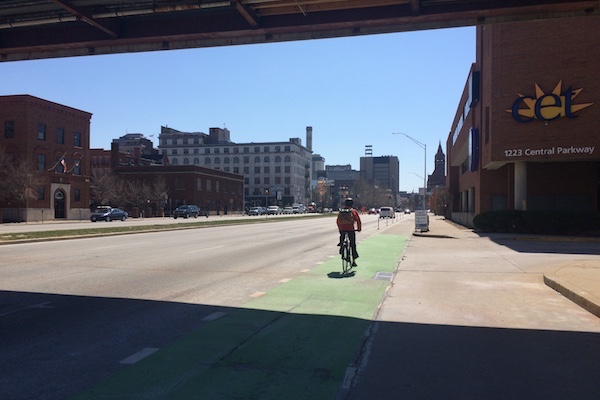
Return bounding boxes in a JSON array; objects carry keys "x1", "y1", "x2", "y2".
[{"x1": 413, "y1": 215, "x2": 600, "y2": 319}]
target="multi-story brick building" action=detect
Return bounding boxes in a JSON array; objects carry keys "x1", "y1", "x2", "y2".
[
  {"x1": 158, "y1": 126, "x2": 313, "y2": 208},
  {"x1": 0, "y1": 95, "x2": 91, "y2": 222},
  {"x1": 447, "y1": 16, "x2": 600, "y2": 227}
]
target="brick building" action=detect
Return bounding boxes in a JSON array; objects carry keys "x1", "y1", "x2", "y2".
[
  {"x1": 0, "y1": 95, "x2": 91, "y2": 222},
  {"x1": 447, "y1": 16, "x2": 600, "y2": 227}
]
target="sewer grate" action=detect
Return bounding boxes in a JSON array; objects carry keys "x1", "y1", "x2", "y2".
[{"x1": 373, "y1": 271, "x2": 394, "y2": 281}]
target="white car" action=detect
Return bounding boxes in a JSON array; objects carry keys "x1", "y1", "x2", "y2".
[
  {"x1": 267, "y1": 206, "x2": 282, "y2": 215},
  {"x1": 282, "y1": 207, "x2": 294, "y2": 214}
]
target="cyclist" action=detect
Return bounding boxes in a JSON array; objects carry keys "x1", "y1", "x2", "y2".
[{"x1": 337, "y1": 197, "x2": 362, "y2": 266}]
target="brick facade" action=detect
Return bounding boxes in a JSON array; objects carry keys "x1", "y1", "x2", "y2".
[
  {"x1": 0, "y1": 95, "x2": 91, "y2": 222},
  {"x1": 447, "y1": 16, "x2": 600, "y2": 226}
]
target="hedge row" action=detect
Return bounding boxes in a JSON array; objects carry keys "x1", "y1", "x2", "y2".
[{"x1": 472, "y1": 210, "x2": 600, "y2": 236}]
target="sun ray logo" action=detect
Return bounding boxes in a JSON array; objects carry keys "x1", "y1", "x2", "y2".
[{"x1": 507, "y1": 81, "x2": 593, "y2": 123}]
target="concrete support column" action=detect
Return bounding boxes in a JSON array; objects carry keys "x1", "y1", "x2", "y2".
[{"x1": 514, "y1": 161, "x2": 527, "y2": 211}]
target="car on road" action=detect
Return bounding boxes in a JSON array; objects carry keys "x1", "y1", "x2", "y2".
[
  {"x1": 90, "y1": 207, "x2": 128, "y2": 222},
  {"x1": 172, "y1": 205, "x2": 200, "y2": 219},
  {"x1": 282, "y1": 206, "x2": 294, "y2": 214},
  {"x1": 404, "y1": 209, "x2": 411, "y2": 214},
  {"x1": 267, "y1": 206, "x2": 282, "y2": 215},
  {"x1": 367, "y1": 208, "x2": 377, "y2": 215},
  {"x1": 379, "y1": 206, "x2": 395, "y2": 218},
  {"x1": 247, "y1": 206, "x2": 265, "y2": 216}
]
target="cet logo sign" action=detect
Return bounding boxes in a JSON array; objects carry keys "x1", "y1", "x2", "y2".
[{"x1": 508, "y1": 81, "x2": 593, "y2": 123}]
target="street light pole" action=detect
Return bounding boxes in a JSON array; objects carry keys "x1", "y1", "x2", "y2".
[{"x1": 393, "y1": 132, "x2": 427, "y2": 210}]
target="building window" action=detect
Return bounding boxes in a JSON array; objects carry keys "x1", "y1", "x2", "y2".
[
  {"x1": 194, "y1": 138, "x2": 200, "y2": 144},
  {"x1": 233, "y1": 167, "x2": 239, "y2": 174},
  {"x1": 264, "y1": 177, "x2": 270, "y2": 185},
  {"x1": 205, "y1": 158, "x2": 211, "y2": 164},
  {"x1": 224, "y1": 167, "x2": 230, "y2": 172},
  {"x1": 254, "y1": 177, "x2": 260, "y2": 184},
  {"x1": 285, "y1": 166, "x2": 291, "y2": 173},
  {"x1": 243, "y1": 147, "x2": 249, "y2": 153},
  {"x1": 197, "y1": 178, "x2": 202, "y2": 190},
  {"x1": 224, "y1": 148, "x2": 230, "y2": 154},
  {"x1": 183, "y1": 148, "x2": 189, "y2": 154},
  {"x1": 254, "y1": 156, "x2": 260, "y2": 163},
  {"x1": 193, "y1": 148, "x2": 199, "y2": 154},
  {"x1": 233, "y1": 148, "x2": 239, "y2": 154},
  {"x1": 37, "y1": 186, "x2": 45, "y2": 200},
  {"x1": 285, "y1": 177, "x2": 291, "y2": 184},
  {"x1": 254, "y1": 146, "x2": 260, "y2": 153},
  {"x1": 183, "y1": 138, "x2": 188, "y2": 145},
  {"x1": 233, "y1": 156, "x2": 239, "y2": 164},
  {"x1": 194, "y1": 158, "x2": 200, "y2": 164},
  {"x1": 284, "y1": 156, "x2": 291, "y2": 162},
  {"x1": 38, "y1": 123, "x2": 46, "y2": 140},
  {"x1": 216, "y1": 181, "x2": 220, "y2": 192},
  {"x1": 254, "y1": 166, "x2": 260, "y2": 173},
  {"x1": 275, "y1": 156, "x2": 281, "y2": 162},
  {"x1": 55, "y1": 156, "x2": 64, "y2": 173},
  {"x1": 264, "y1": 146, "x2": 269, "y2": 153},
  {"x1": 172, "y1": 158, "x2": 178, "y2": 165},
  {"x1": 275, "y1": 166, "x2": 281, "y2": 173},
  {"x1": 74, "y1": 188, "x2": 81, "y2": 202},
  {"x1": 264, "y1": 166, "x2": 270, "y2": 174},
  {"x1": 183, "y1": 158, "x2": 189, "y2": 165},
  {"x1": 214, "y1": 148, "x2": 220, "y2": 154},
  {"x1": 162, "y1": 139, "x2": 167, "y2": 146},
  {"x1": 243, "y1": 167, "x2": 249, "y2": 174},
  {"x1": 284, "y1": 146, "x2": 291, "y2": 152},
  {"x1": 5, "y1": 121, "x2": 14, "y2": 138},
  {"x1": 214, "y1": 157, "x2": 221, "y2": 164},
  {"x1": 275, "y1": 146, "x2": 281, "y2": 152},
  {"x1": 37, "y1": 153, "x2": 46, "y2": 171},
  {"x1": 206, "y1": 179, "x2": 212, "y2": 191},
  {"x1": 224, "y1": 157, "x2": 230, "y2": 164},
  {"x1": 56, "y1": 128, "x2": 64, "y2": 144},
  {"x1": 275, "y1": 176, "x2": 281, "y2": 184},
  {"x1": 172, "y1": 149, "x2": 178, "y2": 155},
  {"x1": 244, "y1": 177, "x2": 249, "y2": 185},
  {"x1": 74, "y1": 132, "x2": 81, "y2": 147},
  {"x1": 205, "y1": 148, "x2": 211, "y2": 154},
  {"x1": 73, "y1": 160, "x2": 81, "y2": 175},
  {"x1": 264, "y1": 156, "x2": 270, "y2": 163},
  {"x1": 244, "y1": 156, "x2": 249, "y2": 164}
]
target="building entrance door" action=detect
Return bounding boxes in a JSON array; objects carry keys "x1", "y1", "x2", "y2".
[{"x1": 54, "y1": 190, "x2": 66, "y2": 219}]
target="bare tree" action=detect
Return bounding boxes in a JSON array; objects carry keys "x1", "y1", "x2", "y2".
[
  {"x1": 4, "y1": 158, "x2": 42, "y2": 221},
  {"x1": 124, "y1": 179, "x2": 150, "y2": 215},
  {"x1": 90, "y1": 170, "x2": 119, "y2": 207},
  {"x1": 149, "y1": 175, "x2": 169, "y2": 212}
]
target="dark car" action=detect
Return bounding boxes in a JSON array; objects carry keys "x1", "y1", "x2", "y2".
[
  {"x1": 173, "y1": 205, "x2": 200, "y2": 219},
  {"x1": 90, "y1": 207, "x2": 128, "y2": 222}
]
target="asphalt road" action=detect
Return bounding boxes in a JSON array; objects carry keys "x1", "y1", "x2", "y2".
[{"x1": 0, "y1": 215, "x2": 389, "y2": 399}]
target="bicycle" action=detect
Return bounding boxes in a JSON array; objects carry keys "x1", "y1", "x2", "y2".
[{"x1": 340, "y1": 231, "x2": 354, "y2": 274}]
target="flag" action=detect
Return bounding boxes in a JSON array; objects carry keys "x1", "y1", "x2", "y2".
[{"x1": 60, "y1": 158, "x2": 66, "y2": 173}]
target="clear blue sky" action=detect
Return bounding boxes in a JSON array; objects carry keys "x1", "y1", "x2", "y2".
[{"x1": 1, "y1": 26, "x2": 475, "y2": 193}]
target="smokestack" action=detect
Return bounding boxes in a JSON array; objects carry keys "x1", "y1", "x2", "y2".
[{"x1": 306, "y1": 126, "x2": 312, "y2": 152}]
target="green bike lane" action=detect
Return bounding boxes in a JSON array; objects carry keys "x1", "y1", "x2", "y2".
[{"x1": 72, "y1": 229, "x2": 409, "y2": 400}]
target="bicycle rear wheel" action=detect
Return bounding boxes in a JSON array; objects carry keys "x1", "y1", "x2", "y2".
[{"x1": 341, "y1": 238, "x2": 352, "y2": 274}]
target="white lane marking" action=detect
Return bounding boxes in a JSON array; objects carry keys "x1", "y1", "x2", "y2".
[
  {"x1": 119, "y1": 347, "x2": 159, "y2": 365},
  {"x1": 202, "y1": 312, "x2": 227, "y2": 322},
  {"x1": 185, "y1": 245, "x2": 225, "y2": 254},
  {"x1": 0, "y1": 301, "x2": 53, "y2": 317}
]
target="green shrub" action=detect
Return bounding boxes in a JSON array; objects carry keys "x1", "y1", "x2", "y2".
[{"x1": 473, "y1": 210, "x2": 600, "y2": 235}]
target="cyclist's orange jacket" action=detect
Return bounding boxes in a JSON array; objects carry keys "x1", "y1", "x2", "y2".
[{"x1": 336, "y1": 207, "x2": 362, "y2": 232}]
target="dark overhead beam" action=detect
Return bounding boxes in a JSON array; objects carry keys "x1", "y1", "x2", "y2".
[
  {"x1": 233, "y1": 0, "x2": 260, "y2": 27},
  {"x1": 51, "y1": 0, "x2": 119, "y2": 39}
]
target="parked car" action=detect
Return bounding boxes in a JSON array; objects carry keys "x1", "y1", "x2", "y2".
[
  {"x1": 247, "y1": 206, "x2": 265, "y2": 216},
  {"x1": 282, "y1": 206, "x2": 294, "y2": 214},
  {"x1": 367, "y1": 208, "x2": 377, "y2": 215},
  {"x1": 404, "y1": 209, "x2": 411, "y2": 214},
  {"x1": 173, "y1": 205, "x2": 200, "y2": 219},
  {"x1": 90, "y1": 207, "x2": 128, "y2": 222},
  {"x1": 379, "y1": 206, "x2": 395, "y2": 218},
  {"x1": 267, "y1": 206, "x2": 282, "y2": 215},
  {"x1": 292, "y1": 204, "x2": 307, "y2": 214}
]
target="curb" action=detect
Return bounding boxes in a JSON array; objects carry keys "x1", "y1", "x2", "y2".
[{"x1": 543, "y1": 274, "x2": 600, "y2": 319}]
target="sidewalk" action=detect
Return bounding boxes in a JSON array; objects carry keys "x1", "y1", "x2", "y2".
[{"x1": 414, "y1": 215, "x2": 600, "y2": 319}]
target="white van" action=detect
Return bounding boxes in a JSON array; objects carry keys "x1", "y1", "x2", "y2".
[{"x1": 379, "y1": 206, "x2": 394, "y2": 218}]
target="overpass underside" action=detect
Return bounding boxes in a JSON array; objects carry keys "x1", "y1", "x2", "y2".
[{"x1": 0, "y1": 0, "x2": 598, "y2": 62}]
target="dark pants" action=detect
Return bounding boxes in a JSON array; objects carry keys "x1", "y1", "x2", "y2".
[{"x1": 339, "y1": 231, "x2": 359, "y2": 259}]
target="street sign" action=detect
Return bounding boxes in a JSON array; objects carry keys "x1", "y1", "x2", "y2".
[{"x1": 415, "y1": 210, "x2": 429, "y2": 232}]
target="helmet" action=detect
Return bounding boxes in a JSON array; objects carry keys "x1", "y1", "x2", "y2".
[{"x1": 344, "y1": 198, "x2": 354, "y2": 206}]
